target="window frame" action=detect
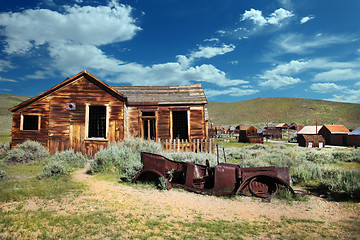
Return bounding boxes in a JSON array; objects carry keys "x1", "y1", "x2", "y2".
[
  {"x1": 85, "y1": 103, "x2": 109, "y2": 141},
  {"x1": 170, "y1": 110, "x2": 190, "y2": 140},
  {"x1": 20, "y1": 113, "x2": 41, "y2": 131}
]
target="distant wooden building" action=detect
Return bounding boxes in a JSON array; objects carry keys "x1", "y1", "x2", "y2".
[
  {"x1": 318, "y1": 125, "x2": 350, "y2": 146},
  {"x1": 275, "y1": 123, "x2": 290, "y2": 130},
  {"x1": 296, "y1": 125, "x2": 324, "y2": 148},
  {"x1": 298, "y1": 135, "x2": 325, "y2": 148},
  {"x1": 264, "y1": 127, "x2": 282, "y2": 139},
  {"x1": 239, "y1": 126, "x2": 263, "y2": 143},
  {"x1": 10, "y1": 71, "x2": 208, "y2": 156},
  {"x1": 348, "y1": 126, "x2": 360, "y2": 147}
]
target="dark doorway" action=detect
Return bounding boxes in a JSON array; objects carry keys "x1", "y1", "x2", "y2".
[{"x1": 172, "y1": 111, "x2": 188, "y2": 140}]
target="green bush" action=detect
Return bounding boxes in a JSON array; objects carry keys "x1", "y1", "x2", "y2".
[
  {"x1": 90, "y1": 140, "x2": 149, "y2": 181},
  {"x1": 331, "y1": 149, "x2": 360, "y2": 163},
  {"x1": 320, "y1": 169, "x2": 360, "y2": 199},
  {"x1": 38, "y1": 160, "x2": 71, "y2": 179},
  {"x1": 0, "y1": 168, "x2": 7, "y2": 181},
  {"x1": 6, "y1": 140, "x2": 49, "y2": 164},
  {"x1": 0, "y1": 142, "x2": 10, "y2": 159},
  {"x1": 163, "y1": 151, "x2": 221, "y2": 167},
  {"x1": 49, "y1": 149, "x2": 87, "y2": 168},
  {"x1": 38, "y1": 149, "x2": 87, "y2": 179}
]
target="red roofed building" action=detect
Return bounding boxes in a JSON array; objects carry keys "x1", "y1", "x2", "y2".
[{"x1": 318, "y1": 124, "x2": 350, "y2": 146}]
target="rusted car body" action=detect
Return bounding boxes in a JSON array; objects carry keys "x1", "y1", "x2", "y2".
[{"x1": 133, "y1": 152, "x2": 298, "y2": 198}]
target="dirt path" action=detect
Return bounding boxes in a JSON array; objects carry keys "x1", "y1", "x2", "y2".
[{"x1": 72, "y1": 166, "x2": 360, "y2": 223}]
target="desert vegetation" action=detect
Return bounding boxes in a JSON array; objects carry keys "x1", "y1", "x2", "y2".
[{"x1": 0, "y1": 138, "x2": 359, "y2": 239}]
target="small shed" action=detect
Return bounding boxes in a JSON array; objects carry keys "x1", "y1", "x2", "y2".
[
  {"x1": 239, "y1": 126, "x2": 263, "y2": 143},
  {"x1": 318, "y1": 125, "x2": 350, "y2": 146},
  {"x1": 298, "y1": 135, "x2": 325, "y2": 148},
  {"x1": 348, "y1": 126, "x2": 360, "y2": 147}
]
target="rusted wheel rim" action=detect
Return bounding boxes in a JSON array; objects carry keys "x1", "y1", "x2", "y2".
[{"x1": 248, "y1": 176, "x2": 279, "y2": 198}]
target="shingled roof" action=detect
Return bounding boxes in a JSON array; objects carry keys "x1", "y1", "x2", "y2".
[
  {"x1": 322, "y1": 125, "x2": 350, "y2": 134},
  {"x1": 112, "y1": 84, "x2": 207, "y2": 105},
  {"x1": 297, "y1": 126, "x2": 320, "y2": 135}
]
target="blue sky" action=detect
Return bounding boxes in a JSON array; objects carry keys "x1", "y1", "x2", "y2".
[{"x1": 1, "y1": 0, "x2": 360, "y2": 103}]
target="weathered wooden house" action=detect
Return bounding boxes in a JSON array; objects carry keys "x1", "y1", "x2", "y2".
[
  {"x1": 263, "y1": 127, "x2": 282, "y2": 139},
  {"x1": 239, "y1": 126, "x2": 263, "y2": 143},
  {"x1": 297, "y1": 125, "x2": 324, "y2": 147},
  {"x1": 275, "y1": 123, "x2": 290, "y2": 130},
  {"x1": 9, "y1": 71, "x2": 208, "y2": 156},
  {"x1": 348, "y1": 126, "x2": 360, "y2": 147},
  {"x1": 297, "y1": 135, "x2": 325, "y2": 148},
  {"x1": 318, "y1": 125, "x2": 350, "y2": 146}
]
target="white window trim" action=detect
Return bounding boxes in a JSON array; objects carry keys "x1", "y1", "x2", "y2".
[
  {"x1": 20, "y1": 113, "x2": 41, "y2": 131},
  {"x1": 85, "y1": 103, "x2": 109, "y2": 141}
]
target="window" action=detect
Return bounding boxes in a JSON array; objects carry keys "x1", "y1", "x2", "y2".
[
  {"x1": 87, "y1": 105, "x2": 108, "y2": 139},
  {"x1": 172, "y1": 111, "x2": 188, "y2": 140},
  {"x1": 21, "y1": 114, "x2": 40, "y2": 131}
]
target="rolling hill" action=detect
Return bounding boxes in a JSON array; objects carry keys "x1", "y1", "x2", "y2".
[
  {"x1": 206, "y1": 97, "x2": 360, "y2": 129},
  {"x1": 0, "y1": 93, "x2": 30, "y2": 132},
  {"x1": 1, "y1": 93, "x2": 360, "y2": 132}
]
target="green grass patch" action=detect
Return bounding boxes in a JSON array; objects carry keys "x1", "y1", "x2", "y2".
[
  {"x1": 1, "y1": 207, "x2": 357, "y2": 239},
  {"x1": 0, "y1": 164, "x2": 85, "y2": 202},
  {"x1": 0, "y1": 132, "x2": 11, "y2": 144}
]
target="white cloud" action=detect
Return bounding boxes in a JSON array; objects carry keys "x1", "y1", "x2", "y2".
[
  {"x1": 267, "y1": 8, "x2": 294, "y2": 25},
  {"x1": 0, "y1": 60, "x2": 14, "y2": 72},
  {"x1": 258, "y1": 57, "x2": 360, "y2": 90},
  {"x1": 0, "y1": 1, "x2": 141, "y2": 54},
  {"x1": 300, "y1": 16, "x2": 314, "y2": 24},
  {"x1": 314, "y1": 69, "x2": 360, "y2": 82},
  {"x1": 0, "y1": 76, "x2": 17, "y2": 82},
  {"x1": 205, "y1": 87, "x2": 259, "y2": 98},
  {"x1": 355, "y1": 81, "x2": 360, "y2": 86},
  {"x1": 108, "y1": 62, "x2": 249, "y2": 87},
  {"x1": 176, "y1": 44, "x2": 235, "y2": 68},
  {"x1": 241, "y1": 9, "x2": 267, "y2": 26},
  {"x1": 189, "y1": 44, "x2": 235, "y2": 59},
  {"x1": 310, "y1": 83, "x2": 347, "y2": 93},
  {"x1": 272, "y1": 33, "x2": 350, "y2": 55},
  {"x1": 326, "y1": 89, "x2": 360, "y2": 103},
  {"x1": 259, "y1": 75, "x2": 300, "y2": 89},
  {"x1": 204, "y1": 38, "x2": 219, "y2": 42},
  {"x1": 241, "y1": 8, "x2": 294, "y2": 26},
  {"x1": 258, "y1": 60, "x2": 306, "y2": 89}
]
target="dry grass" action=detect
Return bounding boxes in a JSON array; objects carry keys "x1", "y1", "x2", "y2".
[{"x1": 1, "y1": 166, "x2": 359, "y2": 239}]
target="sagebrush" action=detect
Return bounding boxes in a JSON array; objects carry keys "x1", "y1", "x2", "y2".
[{"x1": 6, "y1": 140, "x2": 49, "y2": 164}]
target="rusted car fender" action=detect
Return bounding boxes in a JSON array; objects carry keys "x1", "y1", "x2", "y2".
[
  {"x1": 237, "y1": 173, "x2": 295, "y2": 198},
  {"x1": 133, "y1": 169, "x2": 172, "y2": 190}
]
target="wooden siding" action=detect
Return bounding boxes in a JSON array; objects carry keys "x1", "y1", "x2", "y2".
[
  {"x1": 11, "y1": 99, "x2": 50, "y2": 148},
  {"x1": 11, "y1": 75, "x2": 125, "y2": 156}
]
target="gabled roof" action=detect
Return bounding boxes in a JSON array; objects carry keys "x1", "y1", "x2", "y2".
[
  {"x1": 9, "y1": 71, "x2": 126, "y2": 112},
  {"x1": 112, "y1": 84, "x2": 207, "y2": 106},
  {"x1": 240, "y1": 125, "x2": 255, "y2": 131},
  {"x1": 303, "y1": 134, "x2": 325, "y2": 142},
  {"x1": 297, "y1": 126, "x2": 320, "y2": 135},
  {"x1": 276, "y1": 123, "x2": 289, "y2": 128},
  {"x1": 322, "y1": 125, "x2": 350, "y2": 134},
  {"x1": 349, "y1": 126, "x2": 360, "y2": 136}
]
